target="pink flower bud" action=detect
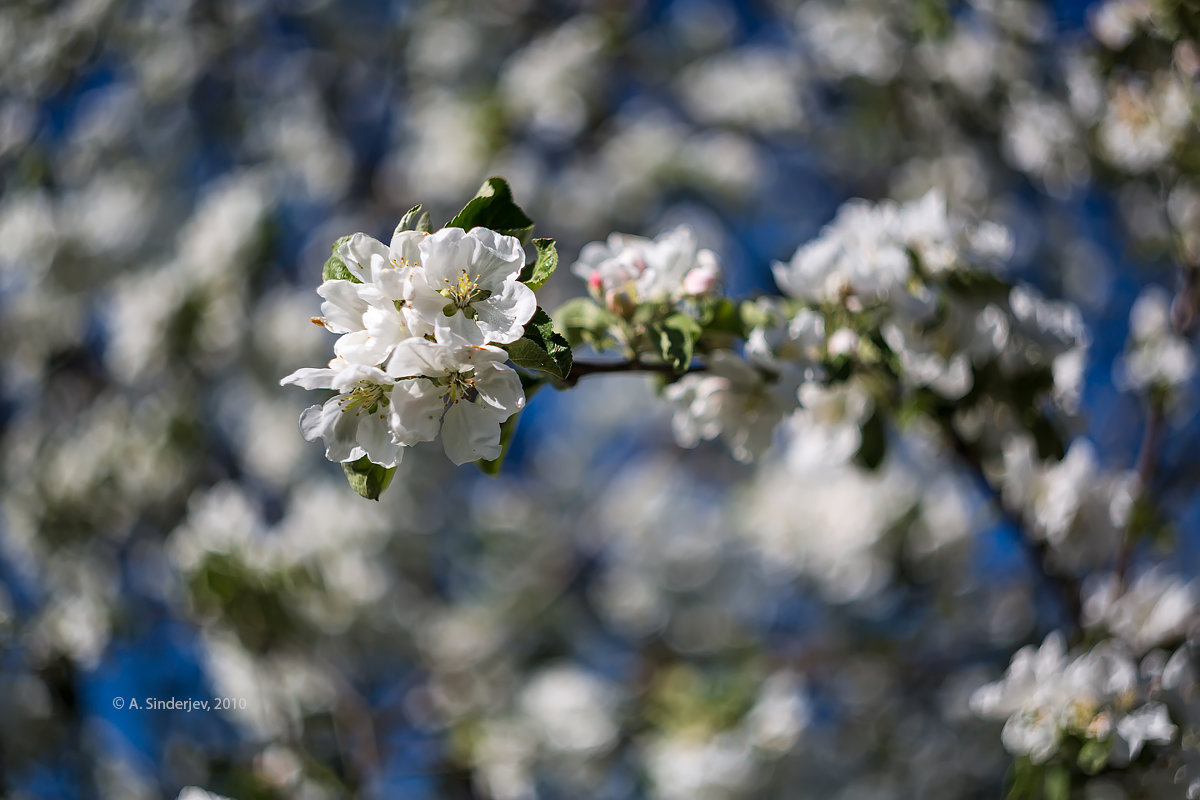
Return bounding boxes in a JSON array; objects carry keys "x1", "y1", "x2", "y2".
[{"x1": 683, "y1": 265, "x2": 720, "y2": 296}]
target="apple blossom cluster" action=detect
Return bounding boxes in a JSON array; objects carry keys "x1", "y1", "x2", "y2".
[
  {"x1": 281, "y1": 224, "x2": 533, "y2": 468},
  {"x1": 970, "y1": 630, "x2": 1196, "y2": 794}
]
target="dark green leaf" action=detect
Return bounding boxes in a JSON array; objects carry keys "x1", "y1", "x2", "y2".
[
  {"x1": 699, "y1": 297, "x2": 747, "y2": 338},
  {"x1": 342, "y1": 455, "x2": 396, "y2": 500},
  {"x1": 323, "y1": 235, "x2": 361, "y2": 283},
  {"x1": 518, "y1": 238, "x2": 558, "y2": 290},
  {"x1": 446, "y1": 177, "x2": 535, "y2": 244},
  {"x1": 854, "y1": 408, "x2": 887, "y2": 470},
  {"x1": 504, "y1": 307, "x2": 573, "y2": 379},
  {"x1": 395, "y1": 204, "x2": 433, "y2": 236},
  {"x1": 657, "y1": 313, "x2": 702, "y2": 374}
]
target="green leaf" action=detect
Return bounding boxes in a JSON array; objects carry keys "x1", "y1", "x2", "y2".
[
  {"x1": 323, "y1": 235, "x2": 361, "y2": 283},
  {"x1": 1005, "y1": 757, "x2": 1039, "y2": 800},
  {"x1": 477, "y1": 379, "x2": 545, "y2": 475},
  {"x1": 395, "y1": 204, "x2": 433, "y2": 236},
  {"x1": 1077, "y1": 738, "x2": 1111, "y2": 775},
  {"x1": 446, "y1": 177, "x2": 535, "y2": 244},
  {"x1": 854, "y1": 408, "x2": 887, "y2": 470},
  {"x1": 657, "y1": 313, "x2": 702, "y2": 373},
  {"x1": 504, "y1": 307, "x2": 573, "y2": 379},
  {"x1": 342, "y1": 455, "x2": 396, "y2": 500},
  {"x1": 699, "y1": 297, "x2": 747, "y2": 338},
  {"x1": 554, "y1": 297, "x2": 620, "y2": 350},
  {"x1": 518, "y1": 238, "x2": 558, "y2": 290},
  {"x1": 1043, "y1": 763, "x2": 1070, "y2": 800}
]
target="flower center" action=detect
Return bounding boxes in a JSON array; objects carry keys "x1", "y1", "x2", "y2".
[
  {"x1": 339, "y1": 381, "x2": 390, "y2": 416},
  {"x1": 442, "y1": 370, "x2": 480, "y2": 407},
  {"x1": 441, "y1": 270, "x2": 492, "y2": 312}
]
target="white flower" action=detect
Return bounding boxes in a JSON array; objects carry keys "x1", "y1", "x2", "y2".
[
  {"x1": 664, "y1": 351, "x2": 788, "y2": 462},
  {"x1": 1116, "y1": 286, "x2": 1195, "y2": 393},
  {"x1": 573, "y1": 225, "x2": 722, "y2": 306},
  {"x1": 518, "y1": 665, "x2": 620, "y2": 756},
  {"x1": 1115, "y1": 702, "x2": 1176, "y2": 760},
  {"x1": 386, "y1": 332, "x2": 525, "y2": 465},
  {"x1": 404, "y1": 226, "x2": 536, "y2": 346},
  {"x1": 280, "y1": 356, "x2": 403, "y2": 468},
  {"x1": 1083, "y1": 569, "x2": 1198, "y2": 653},
  {"x1": 971, "y1": 633, "x2": 1146, "y2": 765}
]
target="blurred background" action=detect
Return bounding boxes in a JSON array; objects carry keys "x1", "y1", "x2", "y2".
[{"x1": 2, "y1": 0, "x2": 1199, "y2": 797}]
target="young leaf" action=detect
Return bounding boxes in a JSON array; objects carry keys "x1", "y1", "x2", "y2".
[
  {"x1": 657, "y1": 313, "x2": 702, "y2": 373},
  {"x1": 554, "y1": 297, "x2": 620, "y2": 349},
  {"x1": 323, "y1": 235, "x2": 361, "y2": 283},
  {"x1": 504, "y1": 307, "x2": 573, "y2": 379},
  {"x1": 342, "y1": 455, "x2": 396, "y2": 500},
  {"x1": 446, "y1": 177, "x2": 535, "y2": 244},
  {"x1": 518, "y1": 238, "x2": 558, "y2": 290},
  {"x1": 395, "y1": 204, "x2": 433, "y2": 236}
]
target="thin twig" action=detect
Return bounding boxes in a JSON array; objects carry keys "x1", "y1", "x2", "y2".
[
  {"x1": 1116, "y1": 396, "x2": 1164, "y2": 587},
  {"x1": 939, "y1": 419, "x2": 1084, "y2": 630}
]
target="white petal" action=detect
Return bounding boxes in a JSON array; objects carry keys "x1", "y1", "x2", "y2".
[
  {"x1": 389, "y1": 379, "x2": 445, "y2": 445},
  {"x1": 329, "y1": 361, "x2": 391, "y2": 393},
  {"x1": 318, "y1": 280, "x2": 369, "y2": 333},
  {"x1": 441, "y1": 401, "x2": 504, "y2": 465},
  {"x1": 280, "y1": 367, "x2": 337, "y2": 390},
  {"x1": 389, "y1": 229, "x2": 425, "y2": 265},
  {"x1": 299, "y1": 399, "x2": 361, "y2": 463},
  {"x1": 404, "y1": 280, "x2": 449, "y2": 332},
  {"x1": 356, "y1": 414, "x2": 403, "y2": 468},
  {"x1": 473, "y1": 281, "x2": 536, "y2": 344},
  {"x1": 473, "y1": 361, "x2": 525, "y2": 414},
  {"x1": 419, "y1": 227, "x2": 478, "y2": 286},
  {"x1": 467, "y1": 227, "x2": 525, "y2": 286},
  {"x1": 333, "y1": 329, "x2": 392, "y2": 367},
  {"x1": 434, "y1": 311, "x2": 486, "y2": 346},
  {"x1": 387, "y1": 337, "x2": 452, "y2": 378},
  {"x1": 337, "y1": 232, "x2": 389, "y2": 282}
]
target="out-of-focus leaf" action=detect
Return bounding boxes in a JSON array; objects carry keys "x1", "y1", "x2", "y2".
[{"x1": 657, "y1": 313, "x2": 701, "y2": 373}]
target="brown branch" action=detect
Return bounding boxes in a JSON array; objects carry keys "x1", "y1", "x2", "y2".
[
  {"x1": 1116, "y1": 396, "x2": 1165, "y2": 586},
  {"x1": 563, "y1": 358, "x2": 706, "y2": 386},
  {"x1": 938, "y1": 418, "x2": 1084, "y2": 630}
]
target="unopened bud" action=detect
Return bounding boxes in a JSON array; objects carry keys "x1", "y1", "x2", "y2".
[
  {"x1": 683, "y1": 264, "x2": 720, "y2": 296},
  {"x1": 588, "y1": 270, "x2": 605, "y2": 299}
]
